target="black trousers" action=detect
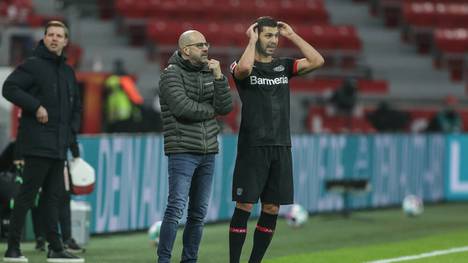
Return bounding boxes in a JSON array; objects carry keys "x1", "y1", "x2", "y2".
[
  {"x1": 31, "y1": 189, "x2": 71, "y2": 241},
  {"x1": 32, "y1": 195, "x2": 45, "y2": 240},
  {"x1": 59, "y1": 190, "x2": 72, "y2": 241},
  {"x1": 8, "y1": 156, "x2": 65, "y2": 251}
]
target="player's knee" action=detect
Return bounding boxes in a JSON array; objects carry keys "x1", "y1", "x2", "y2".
[
  {"x1": 236, "y1": 202, "x2": 253, "y2": 212},
  {"x1": 262, "y1": 203, "x2": 279, "y2": 214}
]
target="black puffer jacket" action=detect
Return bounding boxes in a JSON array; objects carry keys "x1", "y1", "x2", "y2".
[
  {"x1": 159, "y1": 51, "x2": 232, "y2": 154},
  {"x1": 2, "y1": 40, "x2": 81, "y2": 160}
]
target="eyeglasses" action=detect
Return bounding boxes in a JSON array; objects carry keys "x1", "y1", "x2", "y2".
[{"x1": 185, "y1": 42, "x2": 210, "y2": 49}]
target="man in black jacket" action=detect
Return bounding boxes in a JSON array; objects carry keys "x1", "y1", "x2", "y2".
[
  {"x1": 157, "y1": 30, "x2": 232, "y2": 263},
  {"x1": 2, "y1": 21, "x2": 83, "y2": 263}
]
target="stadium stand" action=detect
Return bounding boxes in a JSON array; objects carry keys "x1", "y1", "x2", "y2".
[
  {"x1": 114, "y1": 0, "x2": 370, "y2": 80},
  {"x1": 0, "y1": 0, "x2": 82, "y2": 68},
  {"x1": 1, "y1": 0, "x2": 465, "y2": 134},
  {"x1": 368, "y1": 0, "x2": 468, "y2": 83},
  {"x1": 306, "y1": 104, "x2": 468, "y2": 133},
  {"x1": 0, "y1": 0, "x2": 33, "y2": 25}
]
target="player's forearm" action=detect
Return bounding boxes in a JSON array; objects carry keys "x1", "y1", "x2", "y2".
[
  {"x1": 288, "y1": 33, "x2": 324, "y2": 69},
  {"x1": 236, "y1": 40, "x2": 256, "y2": 75}
]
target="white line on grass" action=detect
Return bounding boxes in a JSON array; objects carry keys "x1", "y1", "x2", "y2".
[{"x1": 366, "y1": 246, "x2": 468, "y2": 263}]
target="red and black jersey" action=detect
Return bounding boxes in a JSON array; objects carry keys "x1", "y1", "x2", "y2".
[{"x1": 230, "y1": 57, "x2": 299, "y2": 147}]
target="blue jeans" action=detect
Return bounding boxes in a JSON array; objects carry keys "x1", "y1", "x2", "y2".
[{"x1": 157, "y1": 153, "x2": 215, "y2": 263}]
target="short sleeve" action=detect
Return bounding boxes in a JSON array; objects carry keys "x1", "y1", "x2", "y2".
[
  {"x1": 281, "y1": 57, "x2": 299, "y2": 78},
  {"x1": 230, "y1": 61, "x2": 238, "y2": 77},
  {"x1": 229, "y1": 60, "x2": 247, "y2": 89}
]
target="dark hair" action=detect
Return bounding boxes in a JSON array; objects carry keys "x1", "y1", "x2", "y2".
[
  {"x1": 44, "y1": 20, "x2": 69, "y2": 38},
  {"x1": 255, "y1": 16, "x2": 278, "y2": 33}
]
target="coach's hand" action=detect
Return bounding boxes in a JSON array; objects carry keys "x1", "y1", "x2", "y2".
[
  {"x1": 36, "y1": 105, "x2": 48, "y2": 124},
  {"x1": 208, "y1": 59, "x2": 222, "y2": 80},
  {"x1": 246, "y1": 23, "x2": 258, "y2": 42},
  {"x1": 278, "y1": 21, "x2": 296, "y2": 38}
]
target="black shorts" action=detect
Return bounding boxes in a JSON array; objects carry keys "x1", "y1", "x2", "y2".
[{"x1": 232, "y1": 146, "x2": 293, "y2": 205}]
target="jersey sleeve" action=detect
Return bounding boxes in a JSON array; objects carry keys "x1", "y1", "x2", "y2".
[
  {"x1": 229, "y1": 60, "x2": 247, "y2": 89},
  {"x1": 282, "y1": 57, "x2": 299, "y2": 78},
  {"x1": 229, "y1": 61, "x2": 238, "y2": 78}
]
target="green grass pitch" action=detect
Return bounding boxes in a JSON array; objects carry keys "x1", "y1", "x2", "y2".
[{"x1": 1, "y1": 202, "x2": 467, "y2": 262}]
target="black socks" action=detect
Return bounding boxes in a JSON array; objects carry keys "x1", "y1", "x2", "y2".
[
  {"x1": 249, "y1": 212, "x2": 278, "y2": 263},
  {"x1": 229, "y1": 208, "x2": 251, "y2": 263}
]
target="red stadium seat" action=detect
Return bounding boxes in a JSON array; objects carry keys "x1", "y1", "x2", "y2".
[
  {"x1": 65, "y1": 43, "x2": 83, "y2": 68},
  {"x1": 434, "y1": 28, "x2": 468, "y2": 53},
  {"x1": 289, "y1": 78, "x2": 388, "y2": 94},
  {"x1": 305, "y1": 106, "x2": 376, "y2": 133},
  {"x1": 403, "y1": 2, "x2": 468, "y2": 28},
  {"x1": 433, "y1": 28, "x2": 468, "y2": 81},
  {"x1": 146, "y1": 21, "x2": 362, "y2": 53},
  {"x1": 115, "y1": 0, "x2": 329, "y2": 24}
]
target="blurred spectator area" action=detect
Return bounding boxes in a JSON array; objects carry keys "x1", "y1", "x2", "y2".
[
  {"x1": 113, "y1": 0, "x2": 375, "y2": 80},
  {"x1": 219, "y1": 78, "x2": 389, "y2": 133},
  {"x1": 111, "y1": 0, "x2": 392, "y2": 135},
  {"x1": 0, "y1": 27, "x2": 83, "y2": 68},
  {"x1": 306, "y1": 104, "x2": 468, "y2": 134},
  {"x1": 0, "y1": 0, "x2": 64, "y2": 27},
  {"x1": 0, "y1": 0, "x2": 83, "y2": 68},
  {"x1": 367, "y1": 0, "x2": 468, "y2": 83},
  {"x1": 3, "y1": 0, "x2": 465, "y2": 135}
]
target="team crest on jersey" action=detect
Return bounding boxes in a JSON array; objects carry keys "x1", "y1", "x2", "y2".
[{"x1": 273, "y1": 65, "x2": 285, "y2": 72}]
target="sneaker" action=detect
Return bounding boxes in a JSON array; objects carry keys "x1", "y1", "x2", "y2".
[
  {"x1": 35, "y1": 238, "x2": 46, "y2": 252},
  {"x1": 46, "y1": 250, "x2": 84, "y2": 263},
  {"x1": 64, "y1": 239, "x2": 85, "y2": 253},
  {"x1": 3, "y1": 248, "x2": 28, "y2": 262}
]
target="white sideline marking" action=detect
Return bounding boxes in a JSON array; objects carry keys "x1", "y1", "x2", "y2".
[{"x1": 366, "y1": 246, "x2": 468, "y2": 263}]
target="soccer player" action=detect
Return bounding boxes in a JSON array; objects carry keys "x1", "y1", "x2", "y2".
[{"x1": 229, "y1": 16, "x2": 324, "y2": 263}]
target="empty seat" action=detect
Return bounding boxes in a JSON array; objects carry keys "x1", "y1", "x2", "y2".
[
  {"x1": 147, "y1": 21, "x2": 362, "y2": 53},
  {"x1": 116, "y1": 0, "x2": 329, "y2": 24},
  {"x1": 434, "y1": 28, "x2": 468, "y2": 53},
  {"x1": 289, "y1": 78, "x2": 388, "y2": 94},
  {"x1": 403, "y1": 2, "x2": 468, "y2": 28}
]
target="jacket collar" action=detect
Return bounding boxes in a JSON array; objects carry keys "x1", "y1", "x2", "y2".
[
  {"x1": 168, "y1": 51, "x2": 209, "y2": 72},
  {"x1": 33, "y1": 40, "x2": 67, "y2": 64}
]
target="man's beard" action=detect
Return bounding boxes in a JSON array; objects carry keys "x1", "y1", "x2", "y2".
[
  {"x1": 196, "y1": 54, "x2": 208, "y2": 65},
  {"x1": 256, "y1": 41, "x2": 274, "y2": 57}
]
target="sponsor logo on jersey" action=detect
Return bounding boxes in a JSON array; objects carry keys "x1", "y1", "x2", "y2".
[
  {"x1": 273, "y1": 65, "x2": 285, "y2": 72},
  {"x1": 249, "y1": 76, "x2": 288, "y2": 86}
]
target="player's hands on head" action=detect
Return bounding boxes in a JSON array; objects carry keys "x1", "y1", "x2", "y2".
[
  {"x1": 208, "y1": 59, "x2": 222, "y2": 79},
  {"x1": 36, "y1": 105, "x2": 48, "y2": 124},
  {"x1": 246, "y1": 23, "x2": 258, "y2": 42},
  {"x1": 278, "y1": 21, "x2": 295, "y2": 38}
]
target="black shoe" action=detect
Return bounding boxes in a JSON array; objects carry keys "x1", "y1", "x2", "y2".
[
  {"x1": 3, "y1": 248, "x2": 28, "y2": 262},
  {"x1": 35, "y1": 238, "x2": 46, "y2": 252},
  {"x1": 46, "y1": 250, "x2": 84, "y2": 263},
  {"x1": 64, "y1": 239, "x2": 85, "y2": 253}
]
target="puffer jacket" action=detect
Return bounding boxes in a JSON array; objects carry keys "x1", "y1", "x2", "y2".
[
  {"x1": 159, "y1": 51, "x2": 232, "y2": 154},
  {"x1": 2, "y1": 40, "x2": 81, "y2": 160}
]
